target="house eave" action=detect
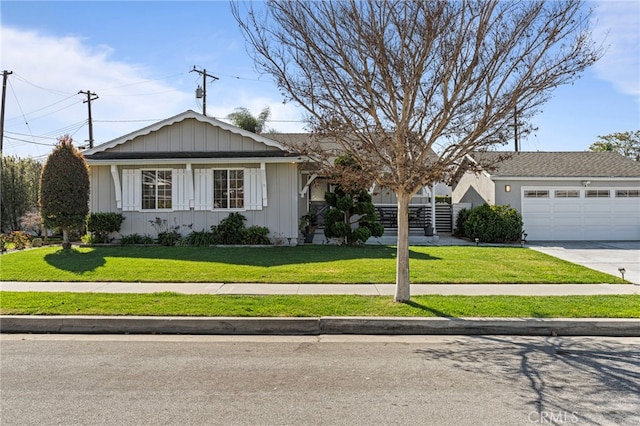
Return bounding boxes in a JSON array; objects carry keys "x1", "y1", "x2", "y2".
[
  {"x1": 82, "y1": 110, "x2": 291, "y2": 155},
  {"x1": 86, "y1": 156, "x2": 304, "y2": 166}
]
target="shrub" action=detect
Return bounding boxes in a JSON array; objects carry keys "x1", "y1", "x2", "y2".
[
  {"x1": 184, "y1": 230, "x2": 217, "y2": 247},
  {"x1": 157, "y1": 230, "x2": 182, "y2": 246},
  {"x1": 86, "y1": 212, "x2": 125, "y2": 243},
  {"x1": 455, "y1": 208, "x2": 470, "y2": 236},
  {"x1": 212, "y1": 213, "x2": 248, "y2": 245},
  {"x1": 323, "y1": 189, "x2": 383, "y2": 245},
  {"x1": 148, "y1": 217, "x2": 191, "y2": 246},
  {"x1": 2, "y1": 231, "x2": 31, "y2": 250},
  {"x1": 460, "y1": 204, "x2": 523, "y2": 243},
  {"x1": 244, "y1": 225, "x2": 270, "y2": 245},
  {"x1": 120, "y1": 234, "x2": 154, "y2": 245},
  {"x1": 210, "y1": 213, "x2": 272, "y2": 245}
]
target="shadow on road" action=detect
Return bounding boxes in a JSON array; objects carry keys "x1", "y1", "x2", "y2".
[{"x1": 414, "y1": 336, "x2": 640, "y2": 425}]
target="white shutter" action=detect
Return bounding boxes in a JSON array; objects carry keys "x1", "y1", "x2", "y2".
[
  {"x1": 122, "y1": 169, "x2": 141, "y2": 211},
  {"x1": 173, "y1": 169, "x2": 191, "y2": 211},
  {"x1": 244, "y1": 168, "x2": 263, "y2": 210},
  {"x1": 194, "y1": 169, "x2": 213, "y2": 210}
]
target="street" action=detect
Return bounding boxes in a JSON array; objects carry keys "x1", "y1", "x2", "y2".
[{"x1": 1, "y1": 335, "x2": 639, "y2": 425}]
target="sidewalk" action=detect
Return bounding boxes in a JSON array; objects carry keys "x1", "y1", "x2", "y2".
[
  {"x1": 1, "y1": 281, "x2": 639, "y2": 295},
  {"x1": 2, "y1": 281, "x2": 639, "y2": 336}
]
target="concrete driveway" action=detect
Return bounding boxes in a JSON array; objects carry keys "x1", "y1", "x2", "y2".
[{"x1": 529, "y1": 241, "x2": 640, "y2": 284}]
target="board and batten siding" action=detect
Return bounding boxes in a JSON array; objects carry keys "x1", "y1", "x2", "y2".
[
  {"x1": 107, "y1": 118, "x2": 280, "y2": 154},
  {"x1": 89, "y1": 163, "x2": 299, "y2": 241}
]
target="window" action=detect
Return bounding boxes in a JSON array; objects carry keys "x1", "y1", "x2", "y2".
[
  {"x1": 142, "y1": 170, "x2": 172, "y2": 210},
  {"x1": 585, "y1": 190, "x2": 610, "y2": 198},
  {"x1": 214, "y1": 169, "x2": 244, "y2": 209},
  {"x1": 555, "y1": 190, "x2": 580, "y2": 198},
  {"x1": 616, "y1": 190, "x2": 640, "y2": 198},
  {"x1": 524, "y1": 190, "x2": 549, "y2": 198}
]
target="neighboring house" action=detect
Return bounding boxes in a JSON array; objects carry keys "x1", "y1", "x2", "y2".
[
  {"x1": 452, "y1": 151, "x2": 640, "y2": 241},
  {"x1": 83, "y1": 110, "x2": 304, "y2": 242}
]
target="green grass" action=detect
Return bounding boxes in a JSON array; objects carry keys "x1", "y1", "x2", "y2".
[
  {"x1": 1, "y1": 292, "x2": 638, "y2": 318},
  {"x1": 0, "y1": 245, "x2": 624, "y2": 283}
]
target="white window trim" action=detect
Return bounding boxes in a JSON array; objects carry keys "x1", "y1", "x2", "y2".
[
  {"x1": 193, "y1": 167, "x2": 264, "y2": 211},
  {"x1": 141, "y1": 169, "x2": 174, "y2": 211}
]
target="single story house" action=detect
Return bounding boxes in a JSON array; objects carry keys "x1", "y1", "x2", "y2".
[
  {"x1": 452, "y1": 151, "x2": 640, "y2": 241},
  {"x1": 83, "y1": 110, "x2": 446, "y2": 244},
  {"x1": 83, "y1": 110, "x2": 305, "y2": 242}
]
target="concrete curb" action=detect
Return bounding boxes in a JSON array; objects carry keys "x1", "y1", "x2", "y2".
[{"x1": 2, "y1": 315, "x2": 639, "y2": 336}]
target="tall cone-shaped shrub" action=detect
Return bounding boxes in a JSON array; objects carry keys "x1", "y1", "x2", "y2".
[{"x1": 39, "y1": 135, "x2": 90, "y2": 249}]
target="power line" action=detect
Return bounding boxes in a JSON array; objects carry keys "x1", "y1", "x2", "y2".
[
  {"x1": 12, "y1": 72, "x2": 73, "y2": 96},
  {"x1": 2, "y1": 135, "x2": 56, "y2": 146},
  {"x1": 5, "y1": 94, "x2": 78, "y2": 121},
  {"x1": 3, "y1": 130, "x2": 58, "y2": 140}
]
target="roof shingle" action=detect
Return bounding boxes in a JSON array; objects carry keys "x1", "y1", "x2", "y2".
[{"x1": 471, "y1": 151, "x2": 640, "y2": 178}]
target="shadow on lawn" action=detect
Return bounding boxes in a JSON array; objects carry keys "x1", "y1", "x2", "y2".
[
  {"x1": 44, "y1": 248, "x2": 106, "y2": 273},
  {"x1": 403, "y1": 300, "x2": 452, "y2": 317},
  {"x1": 48, "y1": 245, "x2": 440, "y2": 268}
]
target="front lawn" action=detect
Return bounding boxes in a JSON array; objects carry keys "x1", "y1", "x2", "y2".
[
  {"x1": 1, "y1": 292, "x2": 638, "y2": 318},
  {"x1": 0, "y1": 245, "x2": 624, "y2": 283}
]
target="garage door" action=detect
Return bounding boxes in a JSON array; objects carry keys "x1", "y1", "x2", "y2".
[{"x1": 522, "y1": 188, "x2": 640, "y2": 241}]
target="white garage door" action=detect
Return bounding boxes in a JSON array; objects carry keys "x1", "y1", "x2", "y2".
[{"x1": 522, "y1": 187, "x2": 640, "y2": 241}]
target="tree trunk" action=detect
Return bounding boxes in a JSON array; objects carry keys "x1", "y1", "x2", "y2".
[
  {"x1": 394, "y1": 192, "x2": 411, "y2": 302},
  {"x1": 62, "y1": 227, "x2": 71, "y2": 250}
]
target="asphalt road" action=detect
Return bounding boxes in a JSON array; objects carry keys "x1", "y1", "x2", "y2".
[{"x1": 1, "y1": 335, "x2": 639, "y2": 426}]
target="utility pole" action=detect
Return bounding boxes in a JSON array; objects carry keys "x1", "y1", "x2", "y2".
[
  {"x1": 78, "y1": 90, "x2": 98, "y2": 148},
  {"x1": 1, "y1": 70, "x2": 13, "y2": 155},
  {"x1": 190, "y1": 66, "x2": 218, "y2": 116}
]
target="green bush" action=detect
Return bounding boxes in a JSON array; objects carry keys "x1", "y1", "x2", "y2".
[
  {"x1": 184, "y1": 230, "x2": 217, "y2": 247},
  {"x1": 120, "y1": 234, "x2": 154, "y2": 245},
  {"x1": 86, "y1": 212, "x2": 125, "y2": 243},
  {"x1": 212, "y1": 213, "x2": 248, "y2": 245},
  {"x1": 460, "y1": 204, "x2": 523, "y2": 243},
  {"x1": 455, "y1": 208, "x2": 470, "y2": 236},
  {"x1": 244, "y1": 225, "x2": 271, "y2": 245},
  {"x1": 157, "y1": 231, "x2": 182, "y2": 246},
  {"x1": 323, "y1": 189, "x2": 383, "y2": 245},
  {"x1": 210, "y1": 213, "x2": 271, "y2": 245}
]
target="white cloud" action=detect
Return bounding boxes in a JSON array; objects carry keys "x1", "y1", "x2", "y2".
[
  {"x1": 0, "y1": 26, "x2": 192, "y2": 157},
  {"x1": 591, "y1": 1, "x2": 640, "y2": 98},
  {"x1": 0, "y1": 26, "x2": 307, "y2": 158}
]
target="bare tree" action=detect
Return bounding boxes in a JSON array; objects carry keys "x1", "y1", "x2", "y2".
[{"x1": 232, "y1": 0, "x2": 602, "y2": 302}]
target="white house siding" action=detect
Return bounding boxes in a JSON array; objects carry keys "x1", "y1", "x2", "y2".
[
  {"x1": 491, "y1": 179, "x2": 640, "y2": 241},
  {"x1": 107, "y1": 118, "x2": 280, "y2": 154},
  {"x1": 89, "y1": 162, "x2": 299, "y2": 241}
]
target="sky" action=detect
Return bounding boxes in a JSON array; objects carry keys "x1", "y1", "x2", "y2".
[{"x1": 1, "y1": 0, "x2": 639, "y2": 161}]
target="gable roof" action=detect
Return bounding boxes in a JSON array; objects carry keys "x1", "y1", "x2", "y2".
[
  {"x1": 83, "y1": 110, "x2": 290, "y2": 156},
  {"x1": 470, "y1": 151, "x2": 640, "y2": 178}
]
